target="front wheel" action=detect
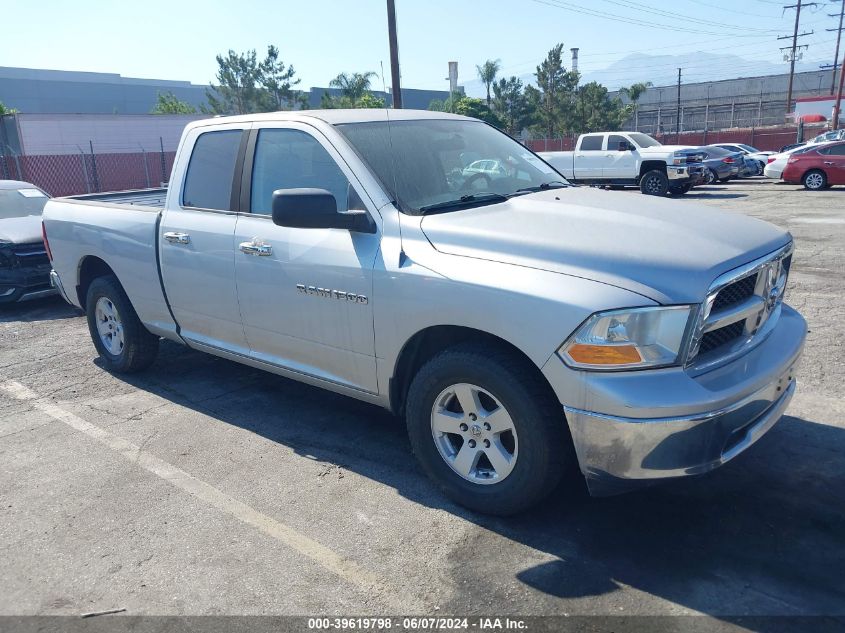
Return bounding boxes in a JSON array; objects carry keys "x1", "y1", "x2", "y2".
[
  {"x1": 639, "y1": 170, "x2": 669, "y2": 196},
  {"x1": 405, "y1": 344, "x2": 571, "y2": 515},
  {"x1": 803, "y1": 169, "x2": 827, "y2": 191},
  {"x1": 86, "y1": 275, "x2": 159, "y2": 373}
]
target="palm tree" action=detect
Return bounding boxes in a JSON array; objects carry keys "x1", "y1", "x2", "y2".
[
  {"x1": 476, "y1": 59, "x2": 501, "y2": 108},
  {"x1": 620, "y1": 81, "x2": 653, "y2": 105},
  {"x1": 329, "y1": 71, "x2": 377, "y2": 103}
]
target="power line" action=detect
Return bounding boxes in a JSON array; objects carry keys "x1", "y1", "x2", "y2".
[{"x1": 824, "y1": 0, "x2": 845, "y2": 93}]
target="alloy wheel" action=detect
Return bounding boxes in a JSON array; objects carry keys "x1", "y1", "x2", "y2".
[
  {"x1": 95, "y1": 297, "x2": 125, "y2": 356},
  {"x1": 430, "y1": 383, "x2": 518, "y2": 485}
]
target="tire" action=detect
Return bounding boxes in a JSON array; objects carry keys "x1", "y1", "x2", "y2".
[
  {"x1": 405, "y1": 343, "x2": 571, "y2": 515},
  {"x1": 705, "y1": 169, "x2": 718, "y2": 185},
  {"x1": 669, "y1": 183, "x2": 692, "y2": 195},
  {"x1": 639, "y1": 169, "x2": 669, "y2": 196},
  {"x1": 803, "y1": 169, "x2": 827, "y2": 191},
  {"x1": 86, "y1": 275, "x2": 159, "y2": 373}
]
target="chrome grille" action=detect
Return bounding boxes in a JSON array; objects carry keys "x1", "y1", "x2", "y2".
[
  {"x1": 711, "y1": 274, "x2": 757, "y2": 312},
  {"x1": 688, "y1": 243, "x2": 793, "y2": 367}
]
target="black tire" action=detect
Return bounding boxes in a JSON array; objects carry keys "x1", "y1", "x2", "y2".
[
  {"x1": 86, "y1": 275, "x2": 159, "y2": 373},
  {"x1": 639, "y1": 169, "x2": 669, "y2": 196},
  {"x1": 802, "y1": 169, "x2": 827, "y2": 191},
  {"x1": 705, "y1": 168, "x2": 718, "y2": 185},
  {"x1": 405, "y1": 343, "x2": 571, "y2": 515},
  {"x1": 669, "y1": 183, "x2": 692, "y2": 195}
]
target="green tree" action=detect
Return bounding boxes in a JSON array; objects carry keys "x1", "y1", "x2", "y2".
[
  {"x1": 476, "y1": 59, "x2": 501, "y2": 108},
  {"x1": 492, "y1": 76, "x2": 532, "y2": 135},
  {"x1": 534, "y1": 44, "x2": 578, "y2": 138},
  {"x1": 569, "y1": 82, "x2": 627, "y2": 134},
  {"x1": 206, "y1": 49, "x2": 265, "y2": 114},
  {"x1": 619, "y1": 81, "x2": 652, "y2": 105},
  {"x1": 428, "y1": 93, "x2": 501, "y2": 125},
  {"x1": 259, "y1": 45, "x2": 301, "y2": 111},
  {"x1": 0, "y1": 101, "x2": 18, "y2": 115},
  {"x1": 322, "y1": 72, "x2": 382, "y2": 108},
  {"x1": 150, "y1": 91, "x2": 197, "y2": 114}
]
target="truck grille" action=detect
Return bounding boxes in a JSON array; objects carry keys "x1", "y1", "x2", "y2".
[
  {"x1": 10, "y1": 242, "x2": 50, "y2": 268},
  {"x1": 711, "y1": 274, "x2": 756, "y2": 312},
  {"x1": 688, "y1": 244, "x2": 793, "y2": 367}
]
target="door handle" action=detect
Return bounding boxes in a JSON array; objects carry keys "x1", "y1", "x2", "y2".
[
  {"x1": 163, "y1": 231, "x2": 191, "y2": 245},
  {"x1": 239, "y1": 240, "x2": 273, "y2": 256}
]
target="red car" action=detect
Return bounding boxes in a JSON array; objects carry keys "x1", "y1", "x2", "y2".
[{"x1": 782, "y1": 140, "x2": 845, "y2": 190}]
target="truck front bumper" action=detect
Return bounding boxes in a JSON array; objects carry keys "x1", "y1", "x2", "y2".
[
  {"x1": 542, "y1": 304, "x2": 806, "y2": 495},
  {"x1": 0, "y1": 265, "x2": 55, "y2": 304}
]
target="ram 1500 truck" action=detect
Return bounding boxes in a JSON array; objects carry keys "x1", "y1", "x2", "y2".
[
  {"x1": 43, "y1": 110, "x2": 806, "y2": 515},
  {"x1": 539, "y1": 131, "x2": 706, "y2": 196}
]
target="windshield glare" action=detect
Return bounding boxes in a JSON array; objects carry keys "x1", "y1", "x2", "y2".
[
  {"x1": 0, "y1": 188, "x2": 49, "y2": 219},
  {"x1": 336, "y1": 119, "x2": 565, "y2": 214},
  {"x1": 628, "y1": 133, "x2": 661, "y2": 148}
]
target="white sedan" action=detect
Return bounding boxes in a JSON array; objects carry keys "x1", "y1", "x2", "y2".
[{"x1": 764, "y1": 145, "x2": 814, "y2": 180}]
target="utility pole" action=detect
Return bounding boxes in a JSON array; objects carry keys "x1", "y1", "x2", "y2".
[
  {"x1": 780, "y1": 1, "x2": 817, "y2": 115},
  {"x1": 676, "y1": 68, "x2": 682, "y2": 143},
  {"x1": 834, "y1": 32, "x2": 845, "y2": 128},
  {"x1": 386, "y1": 0, "x2": 403, "y2": 109},
  {"x1": 826, "y1": 0, "x2": 845, "y2": 94}
]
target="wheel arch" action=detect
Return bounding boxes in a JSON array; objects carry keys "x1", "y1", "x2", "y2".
[
  {"x1": 76, "y1": 255, "x2": 117, "y2": 311},
  {"x1": 389, "y1": 325, "x2": 557, "y2": 417},
  {"x1": 638, "y1": 160, "x2": 667, "y2": 180}
]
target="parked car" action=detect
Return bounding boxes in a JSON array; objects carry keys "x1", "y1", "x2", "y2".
[
  {"x1": 808, "y1": 129, "x2": 845, "y2": 145},
  {"x1": 764, "y1": 145, "x2": 816, "y2": 180},
  {"x1": 779, "y1": 142, "x2": 806, "y2": 153},
  {"x1": 782, "y1": 140, "x2": 845, "y2": 190},
  {"x1": 698, "y1": 146, "x2": 743, "y2": 184},
  {"x1": 43, "y1": 110, "x2": 805, "y2": 515},
  {"x1": 539, "y1": 132, "x2": 705, "y2": 196},
  {"x1": 713, "y1": 143, "x2": 771, "y2": 175},
  {"x1": 0, "y1": 180, "x2": 56, "y2": 304}
]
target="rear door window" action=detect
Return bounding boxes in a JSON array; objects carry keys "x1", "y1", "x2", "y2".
[
  {"x1": 182, "y1": 130, "x2": 243, "y2": 211},
  {"x1": 579, "y1": 135, "x2": 603, "y2": 151}
]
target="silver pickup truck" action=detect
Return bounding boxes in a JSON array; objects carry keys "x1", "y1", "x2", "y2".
[{"x1": 43, "y1": 110, "x2": 806, "y2": 515}]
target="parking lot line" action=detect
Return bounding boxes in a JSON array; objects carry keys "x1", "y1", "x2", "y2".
[{"x1": 0, "y1": 379, "x2": 390, "y2": 602}]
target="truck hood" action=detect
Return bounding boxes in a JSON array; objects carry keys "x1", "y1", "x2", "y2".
[
  {"x1": 0, "y1": 215, "x2": 43, "y2": 244},
  {"x1": 419, "y1": 187, "x2": 790, "y2": 304}
]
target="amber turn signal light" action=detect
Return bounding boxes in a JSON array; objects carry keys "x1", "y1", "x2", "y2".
[{"x1": 566, "y1": 344, "x2": 643, "y2": 365}]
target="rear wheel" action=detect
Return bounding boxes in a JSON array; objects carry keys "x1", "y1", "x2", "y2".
[
  {"x1": 639, "y1": 170, "x2": 669, "y2": 196},
  {"x1": 405, "y1": 344, "x2": 571, "y2": 515},
  {"x1": 86, "y1": 275, "x2": 159, "y2": 373},
  {"x1": 705, "y1": 169, "x2": 718, "y2": 185},
  {"x1": 803, "y1": 169, "x2": 827, "y2": 191}
]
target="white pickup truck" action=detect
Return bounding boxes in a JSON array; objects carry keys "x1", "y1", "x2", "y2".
[
  {"x1": 540, "y1": 131, "x2": 705, "y2": 196},
  {"x1": 43, "y1": 110, "x2": 805, "y2": 515}
]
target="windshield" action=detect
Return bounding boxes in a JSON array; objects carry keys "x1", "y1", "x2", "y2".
[
  {"x1": 627, "y1": 133, "x2": 661, "y2": 148},
  {"x1": 738, "y1": 144, "x2": 759, "y2": 153},
  {"x1": 0, "y1": 188, "x2": 49, "y2": 220},
  {"x1": 336, "y1": 119, "x2": 566, "y2": 214}
]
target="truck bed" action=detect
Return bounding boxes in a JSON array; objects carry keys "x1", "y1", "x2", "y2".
[
  {"x1": 65, "y1": 187, "x2": 168, "y2": 209},
  {"x1": 43, "y1": 188, "x2": 177, "y2": 338}
]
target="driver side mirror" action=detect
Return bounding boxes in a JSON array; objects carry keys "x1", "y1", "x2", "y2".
[{"x1": 272, "y1": 188, "x2": 375, "y2": 233}]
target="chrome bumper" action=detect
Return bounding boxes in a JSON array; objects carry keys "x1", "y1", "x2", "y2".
[
  {"x1": 667, "y1": 165, "x2": 689, "y2": 181},
  {"x1": 50, "y1": 270, "x2": 72, "y2": 304},
  {"x1": 545, "y1": 305, "x2": 807, "y2": 496}
]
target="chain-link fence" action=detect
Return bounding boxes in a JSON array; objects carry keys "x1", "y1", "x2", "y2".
[{"x1": 0, "y1": 141, "x2": 175, "y2": 197}]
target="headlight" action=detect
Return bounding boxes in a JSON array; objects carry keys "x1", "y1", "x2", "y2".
[
  {"x1": 560, "y1": 305, "x2": 696, "y2": 370},
  {"x1": 672, "y1": 152, "x2": 685, "y2": 165}
]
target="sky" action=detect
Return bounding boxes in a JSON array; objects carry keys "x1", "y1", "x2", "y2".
[{"x1": 3, "y1": 0, "x2": 842, "y2": 95}]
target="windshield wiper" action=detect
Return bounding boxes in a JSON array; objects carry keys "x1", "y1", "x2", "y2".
[
  {"x1": 418, "y1": 192, "x2": 509, "y2": 215},
  {"x1": 509, "y1": 181, "x2": 569, "y2": 197}
]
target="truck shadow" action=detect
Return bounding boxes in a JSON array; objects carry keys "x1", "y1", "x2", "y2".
[
  {"x1": 108, "y1": 340, "x2": 845, "y2": 621},
  {"x1": 0, "y1": 296, "x2": 81, "y2": 323}
]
